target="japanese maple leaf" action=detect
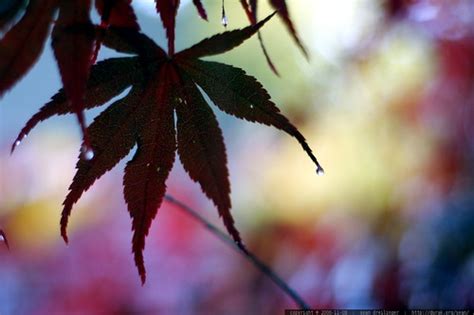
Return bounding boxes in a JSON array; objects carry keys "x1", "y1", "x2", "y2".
[
  {"x1": 0, "y1": 0, "x2": 138, "y2": 154},
  {"x1": 0, "y1": 0, "x2": 138, "y2": 97},
  {"x1": 13, "y1": 12, "x2": 323, "y2": 283},
  {"x1": 160, "y1": 0, "x2": 308, "y2": 75}
]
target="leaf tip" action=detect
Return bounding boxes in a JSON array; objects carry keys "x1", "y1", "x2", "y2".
[
  {"x1": 220, "y1": 206, "x2": 243, "y2": 247},
  {"x1": 60, "y1": 228, "x2": 69, "y2": 244},
  {"x1": 133, "y1": 248, "x2": 147, "y2": 285},
  {"x1": 266, "y1": 10, "x2": 279, "y2": 22},
  {"x1": 10, "y1": 133, "x2": 27, "y2": 154},
  {"x1": 60, "y1": 211, "x2": 70, "y2": 244},
  {"x1": 10, "y1": 141, "x2": 19, "y2": 155},
  {"x1": 316, "y1": 166, "x2": 325, "y2": 176},
  {"x1": 236, "y1": 240, "x2": 249, "y2": 255}
]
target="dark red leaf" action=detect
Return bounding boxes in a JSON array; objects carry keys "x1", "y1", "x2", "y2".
[
  {"x1": 249, "y1": 0, "x2": 257, "y2": 23},
  {"x1": 52, "y1": 0, "x2": 96, "y2": 151},
  {"x1": 176, "y1": 11, "x2": 276, "y2": 59},
  {"x1": 155, "y1": 0, "x2": 180, "y2": 55},
  {"x1": 269, "y1": 0, "x2": 308, "y2": 59},
  {"x1": 0, "y1": 0, "x2": 56, "y2": 97},
  {"x1": 60, "y1": 87, "x2": 147, "y2": 242},
  {"x1": 192, "y1": 0, "x2": 208, "y2": 21},
  {"x1": 12, "y1": 57, "x2": 142, "y2": 153},
  {"x1": 12, "y1": 12, "x2": 323, "y2": 283},
  {"x1": 95, "y1": 0, "x2": 139, "y2": 29},
  {"x1": 124, "y1": 64, "x2": 177, "y2": 283},
  {"x1": 176, "y1": 74, "x2": 241, "y2": 244},
  {"x1": 178, "y1": 59, "x2": 323, "y2": 172}
]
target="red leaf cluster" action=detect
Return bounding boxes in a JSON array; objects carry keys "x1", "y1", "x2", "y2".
[{"x1": 4, "y1": 0, "x2": 322, "y2": 283}]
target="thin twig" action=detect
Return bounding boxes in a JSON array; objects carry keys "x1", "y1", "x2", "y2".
[{"x1": 164, "y1": 194, "x2": 311, "y2": 310}]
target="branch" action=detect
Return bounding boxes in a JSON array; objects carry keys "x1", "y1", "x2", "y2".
[{"x1": 164, "y1": 194, "x2": 311, "y2": 310}]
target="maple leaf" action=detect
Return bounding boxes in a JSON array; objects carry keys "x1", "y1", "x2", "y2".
[
  {"x1": 52, "y1": 0, "x2": 96, "y2": 156},
  {"x1": 14, "y1": 12, "x2": 323, "y2": 283},
  {"x1": 1, "y1": 0, "x2": 140, "y2": 154},
  {"x1": 153, "y1": 0, "x2": 304, "y2": 74},
  {"x1": 11, "y1": 57, "x2": 143, "y2": 152},
  {"x1": 0, "y1": 0, "x2": 57, "y2": 97}
]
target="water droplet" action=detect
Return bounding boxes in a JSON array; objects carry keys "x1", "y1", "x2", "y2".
[
  {"x1": 0, "y1": 235, "x2": 4, "y2": 242},
  {"x1": 81, "y1": 145, "x2": 94, "y2": 160},
  {"x1": 146, "y1": 163, "x2": 150, "y2": 167},
  {"x1": 316, "y1": 167, "x2": 325, "y2": 176},
  {"x1": 156, "y1": 167, "x2": 161, "y2": 173},
  {"x1": 250, "y1": 105, "x2": 254, "y2": 109},
  {"x1": 14, "y1": 140, "x2": 21, "y2": 147},
  {"x1": 221, "y1": 0, "x2": 228, "y2": 27},
  {"x1": 221, "y1": 15, "x2": 228, "y2": 27}
]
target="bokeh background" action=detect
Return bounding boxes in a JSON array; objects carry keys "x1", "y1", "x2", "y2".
[{"x1": 1, "y1": 0, "x2": 474, "y2": 313}]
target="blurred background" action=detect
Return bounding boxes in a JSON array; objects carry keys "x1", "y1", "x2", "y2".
[{"x1": 1, "y1": 0, "x2": 474, "y2": 313}]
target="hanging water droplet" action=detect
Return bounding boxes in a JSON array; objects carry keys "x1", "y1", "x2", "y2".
[
  {"x1": 221, "y1": 15, "x2": 228, "y2": 27},
  {"x1": 316, "y1": 167, "x2": 325, "y2": 176},
  {"x1": 221, "y1": 0, "x2": 228, "y2": 27},
  {"x1": 81, "y1": 145, "x2": 94, "y2": 160}
]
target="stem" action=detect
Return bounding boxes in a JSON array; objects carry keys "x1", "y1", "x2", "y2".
[{"x1": 164, "y1": 194, "x2": 311, "y2": 310}]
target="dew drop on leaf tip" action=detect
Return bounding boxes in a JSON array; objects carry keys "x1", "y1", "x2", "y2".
[
  {"x1": 81, "y1": 145, "x2": 95, "y2": 160},
  {"x1": 15, "y1": 133, "x2": 28, "y2": 147},
  {"x1": 316, "y1": 167, "x2": 325, "y2": 176},
  {"x1": 221, "y1": 16, "x2": 228, "y2": 27}
]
